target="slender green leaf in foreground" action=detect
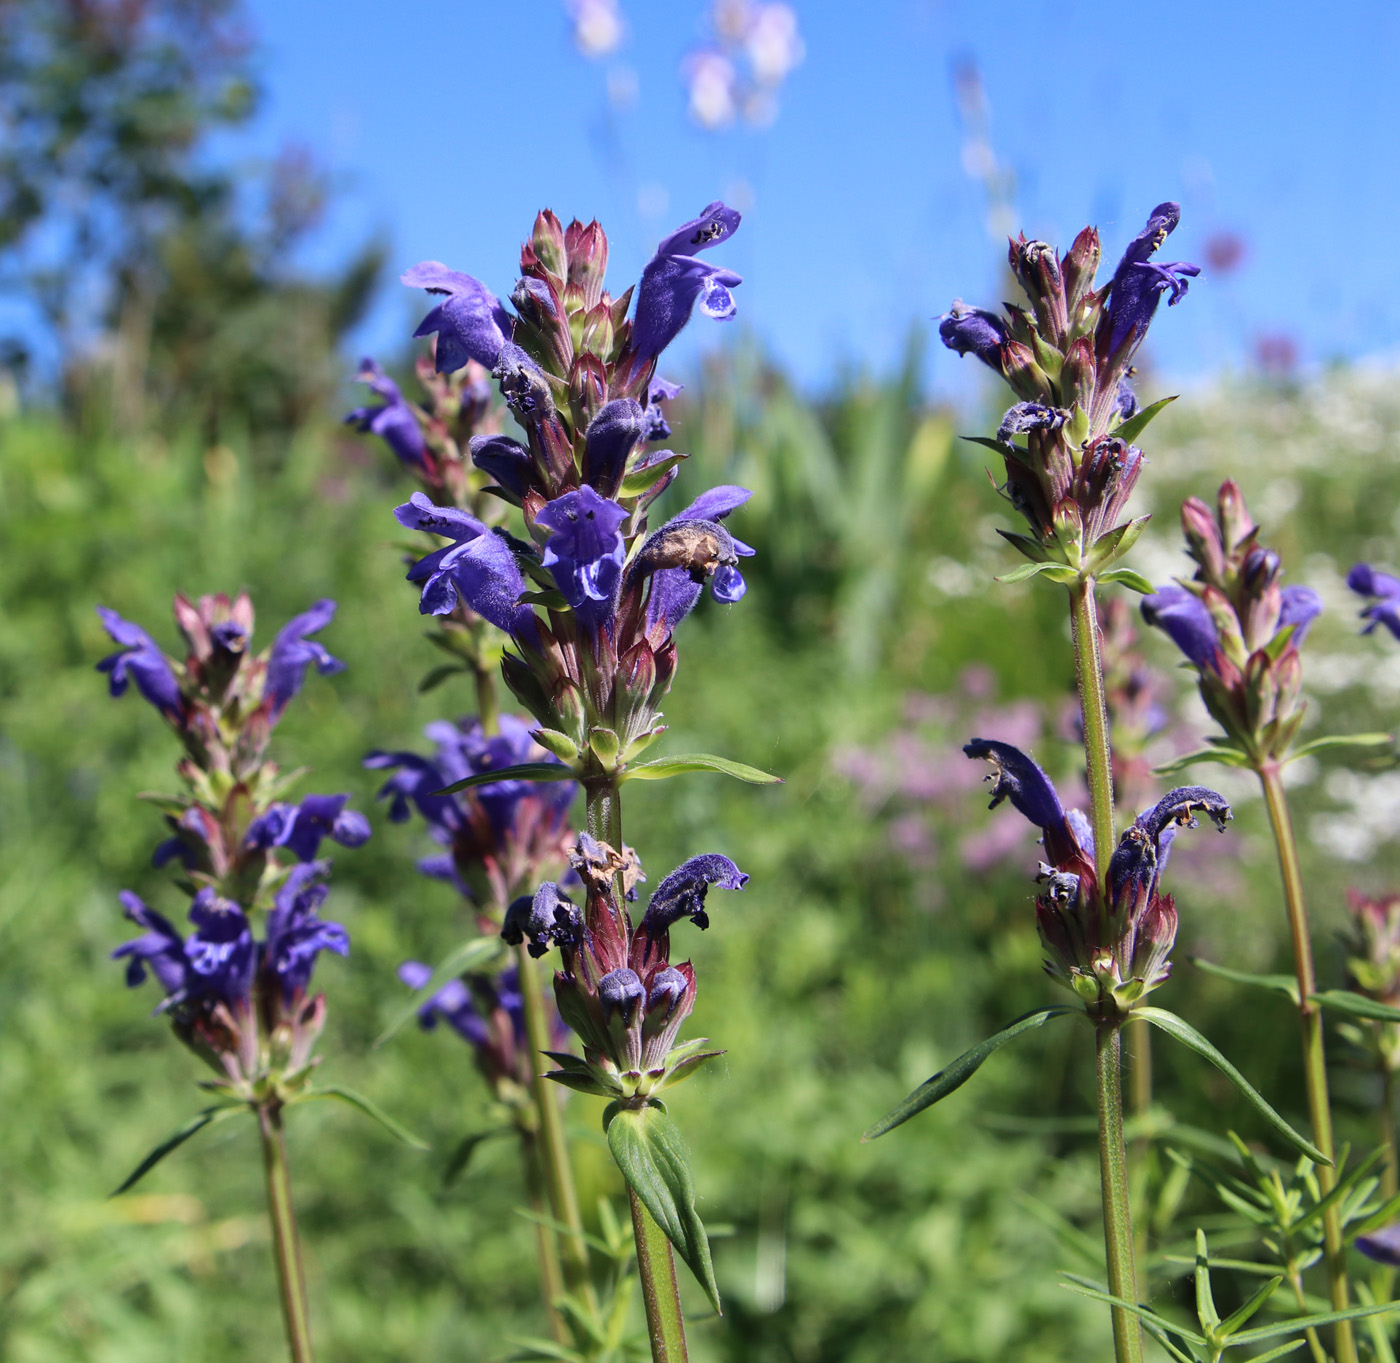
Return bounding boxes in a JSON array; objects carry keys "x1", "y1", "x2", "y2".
[
  {"x1": 1192, "y1": 957, "x2": 1300, "y2": 1004},
  {"x1": 1137, "y1": 1007, "x2": 1328, "y2": 1164},
  {"x1": 433, "y1": 761, "x2": 576, "y2": 795},
  {"x1": 623, "y1": 752, "x2": 782, "y2": 784},
  {"x1": 864, "y1": 1007, "x2": 1078, "y2": 1141},
  {"x1": 112, "y1": 1104, "x2": 247, "y2": 1195},
  {"x1": 298, "y1": 1086, "x2": 429, "y2": 1149}
]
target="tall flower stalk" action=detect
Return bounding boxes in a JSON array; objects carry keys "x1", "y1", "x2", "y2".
[
  {"x1": 369, "y1": 201, "x2": 776, "y2": 1361},
  {"x1": 96, "y1": 593, "x2": 386, "y2": 1363},
  {"x1": 1141, "y1": 482, "x2": 1372, "y2": 1363}
]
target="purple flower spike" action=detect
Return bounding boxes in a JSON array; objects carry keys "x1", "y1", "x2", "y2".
[
  {"x1": 939, "y1": 303, "x2": 1008, "y2": 369},
  {"x1": 632, "y1": 202, "x2": 743, "y2": 360},
  {"x1": 95, "y1": 607, "x2": 184, "y2": 721},
  {"x1": 403, "y1": 261, "x2": 512, "y2": 374},
  {"x1": 640, "y1": 853, "x2": 748, "y2": 936},
  {"x1": 1278, "y1": 585, "x2": 1322, "y2": 645},
  {"x1": 1100, "y1": 202, "x2": 1201, "y2": 358},
  {"x1": 1357, "y1": 1223, "x2": 1400, "y2": 1267},
  {"x1": 1140, "y1": 584, "x2": 1220, "y2": 668},
  {"x1": 397, "y1": 492, "x2": 534, "y2": 636},
  {"x1": 536, "y1": 486, "x2": 630, "y2": 630},
  {"x1": 582, "y1": 398, "x2": 646, "y2": 498},
  {"x1": 265, "y1": 600, "x2": 345, "y2": 721},
  {"x1": 345, "y1": 359, "x2": 427, "y2": 470},
  {"x1": 1349, "y1": 563, "x2": 1400, "y2": 640}
]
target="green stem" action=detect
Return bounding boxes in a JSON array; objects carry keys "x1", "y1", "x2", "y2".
[
  {"x1": 1287, "y1": 1259, "x2": 1330, "y2": 1363},
  {"x1": 588, "y1": 776, "x2": 691, "y2": 1363},
  {"x1": 257, "y1": 1104, "x2": 315, "y2": 1363},
  {"x1": 1383, "y1": 1066, "x2": 1397, "y2": 1205},
  {"x1": 1096, "y1": 1021, "x2": 1144, "y2": 1363},
  {"x1": 1257, "y1": 762, "x2": 1357, "y2": 1363},
  {"x1": 1128, "y1": 1015, "x2": 1153, "y2": 1282},
  {"x1": 472, "y1": 661, "x2": 499, "y2": 737},
  {"x1": 629, "y1": 1185, "x2": 689, "y2": 1363},
  {"x1": 521, "y1": 1129, "x2": 569, "y2": 1345},
  {"x1": 1069, "y1": 578, "x2": 1115, "y2": 884},
  {"x1": 515, "y1": 942, "x2": 598, "y2": 1316}
]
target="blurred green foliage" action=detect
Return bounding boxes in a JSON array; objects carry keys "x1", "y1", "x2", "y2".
[{"x1": 5, "y1": 353, "x2": 1400, "y2": 1362}]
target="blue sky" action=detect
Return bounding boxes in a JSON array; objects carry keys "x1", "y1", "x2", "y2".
[{"x1": 242, "y1": 0, "x2": 1400, "y2": 397}]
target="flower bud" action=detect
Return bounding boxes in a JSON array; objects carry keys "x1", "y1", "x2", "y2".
[{"x1": 1180, "y1": 496, "x2": 1227, "y2": 584}]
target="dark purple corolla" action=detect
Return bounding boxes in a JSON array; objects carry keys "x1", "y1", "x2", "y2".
[
  {"x1": 938, "y1": 303, "x2": 1009, "y2": 368},
  {"x1": 536, "y1": 486, "x2": 631, "y2": 630},
  {"x1": 1349, "y1": 563, "x2": 1400, "y2": 640},
  {"x1": 247, "y1": 794, "x2": 372, "y2": 862},
  {"x1": 345, "y1": 359, "x2": 427, "y2": 469},
  {"x1": 264, "y1": 600, "x2": 346, "y2": 721},
  {"x1": 96, "y1": 607, "x2": 184, "y2": 721},
  {"x1": 630, "y1": 202, "x2": 743, "y2": 361},
  {"x1": 263, "y1": 862, "x2": 350, "y2": 1001},
  {"x1": 640, "y1": 854, "x2": 750, "y2": 935},
  {"x1": 1098, "y1": 202, "x2": 1201, "y2": 361},
  {"x1": 1140, "y1": 584, "x2": 1220, "y2": 669},
  {"x1": 395, "y1": 491, "x2": 535, "y2": 637},
  {"x1": 403, "y1": 261, "x2": 513, "y2": 373}
]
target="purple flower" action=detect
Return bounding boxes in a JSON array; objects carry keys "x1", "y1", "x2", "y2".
[
  {"x1": 247, "y1": 794, "x2": 371, "y2": 862},
  {"x1": 403, "y1": 261, "x2": 512, "y2": 373},
  {"x1": 996, "y1": 402, "x2": 1066, "y2": 445},
  {"x1": 502, "y1": 881, "x2": 583, "y2": 957},
  {"x1": 642, "y1": 485, "x2": 755, "y2": 632},
  {"x1": 1349, "y1": 562, "x2": 1400, "y2": 640},
  {"x1": 1099, "y1": 202, "x2": 1201, "y2": 358},
  {"x1": 265, "y1": 600, "x2": 345, "y2": 722},
  {"x1": 631, "y1": 202, "x2": 743, "y2": 360},
  {"x1": 184, "y1": 889, "x2": 258, "y2": 1005},
  {"x1": 640, "y1": 853, "x2": 748, "y2": 936},
  {"x1": 345, "y1": 359, "x2": 427, "y2": 469},
  {"x1": 1107, "y1": 786, "x2": 1232, "y2": 918},
  {"x1": 644, "y1": 377, "x2": 683, "y2": 441},
  {"x1": 264, "y1": 861, "x2": 350, "y2": 1000},
  {"x1": 1140, "y1": 584, "x2": 1220, "y2": 668},
  {"x1": 95, "y1": 608, "x2": 184, "y2": 721},
  {"x1": 470, "y1": 433, "x2": 533, "y2": 499},
  {"x1": 1356, "y1": 1223, "x2": 1400, "y2": 1267},
  {"x1": 112, "y1": 891, "x2": 191, "y2": 1001},
  {"x1": 938, "y1": 303, "x2": 1008, "y2": 368},
  {"x1": 536, "y1": 486, "x2": 630, "y2": 631},
  {"x1": 582, "y1": 398, "x2": 646, "y2": 498},
  {"x1": 398, "y1": 960, "x2": 493, "y2": 1049},
  {"x1": 1278, "y1": 584, "x2": 1322, "y2": 645},
  {"x1": 962, "y1": 738, "x2": 1087, "y2": 870},
  {"x1": 396, "y1": 492, "x2": 534, "y2": 636}
]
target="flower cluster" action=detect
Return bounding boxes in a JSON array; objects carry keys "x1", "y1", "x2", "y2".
[
  {"x1": 502, "y1": 834, "x2": 746, "y2": 1098},
  {"x1": 940, "y1": 202, "x2": 1199, "y2": 577},
  {"x1": 1141, "y1": 480, "x2": 1322, "y2": 761},
  {"x1": 965, "y1": 739, "x2": 1230, "y2": 1018},
  {"x1": 102, "y1": 592, "x2": 367, "y2": 1098},
  {"x1": 366, "y1": 714, "x2": 575, "y2": 913},
  {"x1": 394, "y1": 205, "x2": 752, "y2": 787}
]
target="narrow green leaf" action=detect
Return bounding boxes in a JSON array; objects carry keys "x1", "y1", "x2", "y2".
[
  {"x1": 376, "y1": 934, "x2": 506, "y2": 1046},
  {"x1": 505, "y1": 1335, "x2": 588, "y2": 1363},
  {"x1": 112, "y1": 1105, "x2": 247, "y2": 1195},
  {"x1": 519, "y1": 589, "x2": 571, "y2": 609},
  {"x1": 995, "y1": 560, "x2": 1079, "y2": 586},
  {"x1": 863, "y1": 1007, "x2": 1078, "y2": 1140},
  {"x1": 1192, "y1": 958, "x2": 1300, "y2": 1004},
  {"x1": 1246, "y1": 1342, "x2": 1307, "y2": 1363},
  {"x1": 1311, "y1": 990, "x2": 1400, "y2": 1023},
  {"x1": 1138, "y1": 1007, "x2": 1328, "y2": 1164},
  {"x1": 1347, "y1": 1184, "x2": 1400, "y2": 1237},
  {"x1": 417, "y1": 662, "x2": 466, "y2": 694},
  {"x1": 624, "y1": 753, "x2": 782, "y2": 785},
  {"x1": 1218, "y1": 1274, "x2": 1282, "y2": 1336},
  {"x1": 1058, "y1": 1278, "x2": 1207, "y2": 1346},
  {"x1": 1230, "y1": 1300, "x2": 1400, "y2": 1346},
  {"x1": 1154, "y1": 747, "x2": 1252, "y2": 775},
  {"x1": 1097, "y1": 567, "x2": 1158, "y2": 595},
  {"x1": 298, "y1": 1086, "x2": 430, "y2": 1149},
  {"x1": 545, "y1": 1070, "x2": 620, "y2": 1098},
  {"x1": 1294, "y1": 1146, "x2": 1386, "y2": 1231},
  {"x1": 1195, "y1": 1229, "x2": 1220, "y2": 1331},
  {"x1": 656, "y1": 1049, "x2": 725, "y2": 1090},
  {"x1": 995, "y1": 528, "x2": 1052, "y2": 563},
  {"x1": 513, "y1": 1207, "x2": 615, "y2": 1257},
  {"x1": 1112, "y1": 394, "x2": 1177, "y2": 442},
  {"x1": 434, "y1": 761, "x2": 576, "y2": 795},
  {"x1": 1355, "y1": 1283, "x2": 1399, "y2": 1363},
  {"x1": 961, "y1": 434, "x2": 1025, "y2": 456},
  {"x1": 605, "y1": 1102, "x2": 722, "y2": 1313},
  {"x1": 443, "y1": 1129, "x2": 508, "y2": 1187},
  {"x1": 619, "y1": 451, "x2": 688, "y2": 497},
  {"x1": 1288, "y1": 732, "x2": 1392, "y2": 762}
]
